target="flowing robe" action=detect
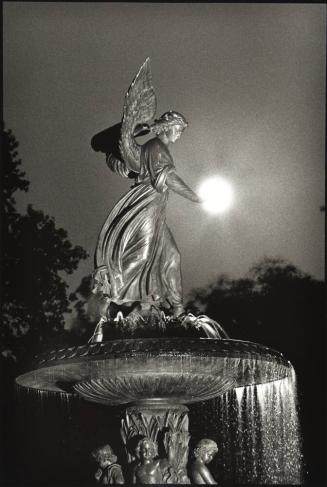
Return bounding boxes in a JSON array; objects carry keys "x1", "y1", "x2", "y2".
[{"x1": 94, "y1": 137, "x2": 185, "y2": 310}]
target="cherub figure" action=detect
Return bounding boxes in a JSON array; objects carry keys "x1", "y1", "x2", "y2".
[
  {"x1": 190, "y1": 439, "x2": 218, "y2": 485},
  {"x1": 91, "y1": 444, "x2": 124, "y2": 485},
  {"x1": 132, "y1": 437, "x2": 162, "y2": 484},
  {"x1": 92, "y1": 59, "x2": 202, "y2": 324},
  {"x1": 132, "y1": 436, "x2": 178, "y2": 484}
]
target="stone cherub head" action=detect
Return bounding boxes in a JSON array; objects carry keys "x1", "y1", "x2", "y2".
[
  {"x1": 92, "y1": 444, "x2": 118, "y2": 469},
  {"x1": 135, "y1": 437, "x2": 159, "y2": 463},
  {"x1": 91, "y1": 444, "x2": 124, "y2": 484}
]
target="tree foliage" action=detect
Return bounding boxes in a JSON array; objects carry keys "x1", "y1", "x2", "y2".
[
  {"x1": 1, "y1": 124, "x2": 88, "y2": 363},
  {"x1": 187, "y1": 257, "x2": 324, "y2": 361},
  {"x1": 69, "y1": 274, "x2": 95, "y2": 344}
]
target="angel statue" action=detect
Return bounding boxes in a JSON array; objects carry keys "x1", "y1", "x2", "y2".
[{"x1": 91, "y1": 58, "x2": 201, "y2": 325}]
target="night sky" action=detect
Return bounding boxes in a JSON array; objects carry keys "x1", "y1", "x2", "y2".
[{"x1": 3, "y1": 3, "x2": 325, "y2": 307}]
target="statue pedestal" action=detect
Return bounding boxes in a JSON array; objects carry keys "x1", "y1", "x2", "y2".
[{"x1": 121, "y1": 401, "x2": 190, "y2": 484}]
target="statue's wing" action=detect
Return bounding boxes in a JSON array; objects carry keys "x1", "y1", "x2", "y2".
[
  {"x1": 119, "y1": 58, "x2": 157, "y2": 172},
  {"x1": 91, "y1": 123, "x2": 138, "y2": 180}
]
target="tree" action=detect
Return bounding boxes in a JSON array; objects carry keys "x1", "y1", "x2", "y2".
[
  {"x1": 69, "y1": 274, "x2": 95, "y2": 344},
  {"x1": 187, "y1": 257, "x2": 324, "y2": 359},
  {"x1": 1, "y1": 124, "x2": 88, "y2": 364}
]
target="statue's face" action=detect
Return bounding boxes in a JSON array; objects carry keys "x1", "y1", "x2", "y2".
[
  {"x1": 201, "y1": 448, "x2": 217, "y2": 464},
  {"x1": 139, "y1": 440, "x2": 155, "y2": 461},
  {"x1": 167, "y1": 124, "x2": 184, "y2": 143}
]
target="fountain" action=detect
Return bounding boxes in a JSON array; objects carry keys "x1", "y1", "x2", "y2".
[{"x1": 16, "y1": 59, "x2": 302, "y2": 484}]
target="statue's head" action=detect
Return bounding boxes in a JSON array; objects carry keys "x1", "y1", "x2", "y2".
[
  {"x1": 152, "y1": 110, "x2": 188, "y2": 143},
  {"x1": 92, "y1": 444, "x2": 117, "y2": 468},
  {"x1": 193, "y1": 438, "x2": 218, "y2": 464},
  {"x1": 135, "y1": 437, "x2": 158, "y2": 462}
]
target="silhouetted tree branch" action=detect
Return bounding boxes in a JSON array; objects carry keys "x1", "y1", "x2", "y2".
[
  {"x1": 1, "y1": 124, "x2": 88, "y2": 364},
  {"x1": 187, "y1": 257, "x2": 324, "y2": 361}
]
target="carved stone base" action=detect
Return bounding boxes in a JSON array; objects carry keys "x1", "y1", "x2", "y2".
[{"x1": 121, "y1": 402, "x2": 190, "y2": 484}]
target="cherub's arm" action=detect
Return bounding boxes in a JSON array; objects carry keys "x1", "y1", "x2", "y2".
[{"x1": 166, "y1": 169, "x2": 201, "y2": 203}]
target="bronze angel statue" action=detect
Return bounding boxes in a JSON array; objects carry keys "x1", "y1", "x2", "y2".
[{"x1": 91, "y1": 59, "x2": 202, "y2": 323}]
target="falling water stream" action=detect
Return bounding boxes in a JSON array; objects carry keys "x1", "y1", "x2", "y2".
[{"x1": 191, "y1": 365, "x2": 303, "y2": 484}]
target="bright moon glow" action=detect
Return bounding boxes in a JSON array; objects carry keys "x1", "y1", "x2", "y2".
[{"x1": 198, "y1": 177, "x2": 234, "y2": 214}]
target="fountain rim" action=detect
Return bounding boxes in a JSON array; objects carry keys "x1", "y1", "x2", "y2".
[
  {"x1": 15, "y1": 338, "x2": 292, "y2": 401},
  {"x1": 28, "y1": 337, "x2": 290, "y2": 372}
]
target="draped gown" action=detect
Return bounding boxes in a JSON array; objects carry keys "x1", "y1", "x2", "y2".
[{"x1": 94, "y1": 137, "x2": 197, "y2": 312}]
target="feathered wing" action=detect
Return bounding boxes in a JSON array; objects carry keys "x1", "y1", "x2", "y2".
[
  {"x1": 119, "y1": 58, "x2": 157, "y2": 173},
  {"x1": 105, "y1": 153, "x2": 131, "y2": 178}
]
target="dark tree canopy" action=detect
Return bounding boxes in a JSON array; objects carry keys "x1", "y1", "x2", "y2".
[
  {"x1": 2, "y1": 123, "x2": 29, "y2": 215},
  {"x1": 1, "y1": 124, "x2": 88, "y2": 363},
  {"x1": 187, "y1": 257, "x2": 324, "y2": 361},
  {"x1": 69, "y1": 274, "x2": 95, "y2": 344}
]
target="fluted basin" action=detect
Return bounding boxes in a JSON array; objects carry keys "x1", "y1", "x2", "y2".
[{"x1": 16, "y1": 338, "x2": 291, "y2": 406}]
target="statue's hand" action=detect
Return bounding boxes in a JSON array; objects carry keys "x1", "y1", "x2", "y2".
[{"x1": 196, "y1": 193, "x2": 206, "y2": 204}]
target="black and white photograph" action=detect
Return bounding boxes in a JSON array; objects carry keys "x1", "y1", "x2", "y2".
[{"x1": 2, "y1": 2, "x2": 325, "y2": 486}]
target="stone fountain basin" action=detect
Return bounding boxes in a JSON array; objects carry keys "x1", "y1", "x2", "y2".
[{"x1": 16, "y1": 338, "x2": 291, "y2": 406}]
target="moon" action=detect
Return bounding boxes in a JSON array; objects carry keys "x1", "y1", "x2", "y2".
[{"x1": 198, "y1": 176, "x2": 234, "y2": 214}]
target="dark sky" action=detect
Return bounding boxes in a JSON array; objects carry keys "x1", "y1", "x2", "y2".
[{"x1": 3, "y1": 3, "x2": 325, "y2": 305}]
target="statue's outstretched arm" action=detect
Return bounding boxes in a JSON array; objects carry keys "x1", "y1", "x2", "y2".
[{"x1": 166, "y1": 170, "x2": 201, "y2": 203}]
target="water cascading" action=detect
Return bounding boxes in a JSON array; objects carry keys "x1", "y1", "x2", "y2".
[{"x1": 189, "y1": 366, "x2": 302, "y2": 484}]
